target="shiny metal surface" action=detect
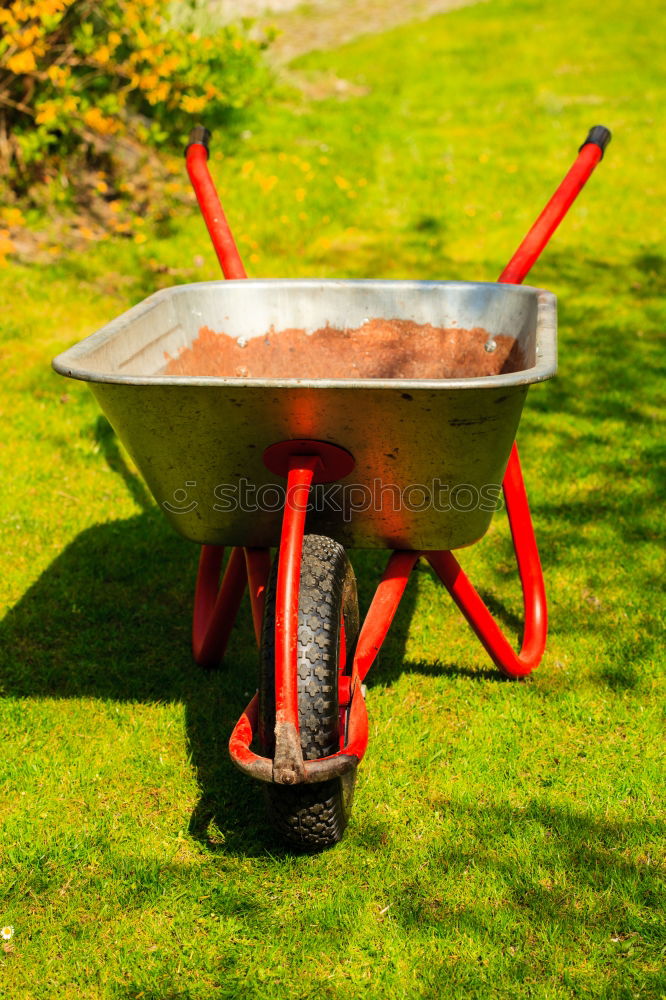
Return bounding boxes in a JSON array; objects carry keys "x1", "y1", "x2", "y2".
[{"x1": 53, "y1": 280, "x2": 557, "y2": 549}]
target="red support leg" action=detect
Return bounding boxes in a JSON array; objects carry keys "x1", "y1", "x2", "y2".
[
  {"x1": 192, "y1": 545, "x2": 247, "y2": 668},
  {"x1": 244, "y1": 548, "x2": 272, "y2": 647},
  {"x1": 499, "y1": 135, "x2": 607, "y2": 285},
  {"x1": 354, "y1": 550, "x2": 421, "y2": 683},
  {"x1": 426, "y1": 445, "x2": 547, "y2": 678}
]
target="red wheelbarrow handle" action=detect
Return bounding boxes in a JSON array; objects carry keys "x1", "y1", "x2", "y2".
[
  {"x1": 185, "y1": 129, "x2": 270, "y2": 668},
  {"x1": 185, "y1": 127, "x2": 247, "y2": 280},
  {"x1": 500, "y1": 125, "x2": 611, "y2": 284},
  {"x1": 439, "y1": 125, "x2": 611, "y2": 677}
]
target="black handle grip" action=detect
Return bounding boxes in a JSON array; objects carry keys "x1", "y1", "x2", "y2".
[
  {"x1": 184, "y1": 124, "x2": 211, "y2": 159},
  {"x1": 579, "y1": 125, "x2": 612, "y2": 157}
]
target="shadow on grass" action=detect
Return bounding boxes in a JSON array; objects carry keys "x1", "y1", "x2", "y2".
[
  {"x1": 1, "y1": 487, "x2": 532, "y2": 850},
  {"x1": 0, "y1": 461, "x2": 549, "y2": 856},
  {"x1": 0, "y1": 499, "x2": 300, "y2": 856},
  {"x1": 1, "y1": 418, "x2": 440, "y2": 855}
]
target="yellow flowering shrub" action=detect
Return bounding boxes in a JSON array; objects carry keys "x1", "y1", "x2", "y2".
[{"x1": 0, "y1": 0, "x2": 273, "y2": 221}]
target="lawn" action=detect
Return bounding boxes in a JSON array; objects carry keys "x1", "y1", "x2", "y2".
[{"x1": 0, "y1": 0, "x2": 664, "y2": 996}]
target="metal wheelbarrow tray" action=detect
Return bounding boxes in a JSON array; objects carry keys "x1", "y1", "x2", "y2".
[
  {"x1": 52, "y1": 125, "x2": 610, "y2": 851},
  {"x1": 53, "y1": 278, "x2": 556, "y2": 551}
]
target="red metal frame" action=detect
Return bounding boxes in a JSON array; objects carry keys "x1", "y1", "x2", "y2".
[
  {"x1": 244, "y1": 548, "x2": 271, "y2": 646},
  {"x1": 355, "y1": 550, "x2": 421, "y2": 683},
  {"x1": 499, "y1": 141, "x2": 604, "y2": 285},
  {"x1": 192, "y1": 544, "x2": 247, "y2": 669},
  {"x1": 426, "y1": 444, "x2": 546, "y2": 678},
  {"x1": 274, "y1": 456, "x2": 320, "y2": 735},
  {"x1": 185, "y1": 127, "x2": 609, "y2": 783}
]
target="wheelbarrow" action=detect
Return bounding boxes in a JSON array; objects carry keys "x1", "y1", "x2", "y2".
[{"x1": 53, "y1": 125, "x2": 611, "y2": 850}]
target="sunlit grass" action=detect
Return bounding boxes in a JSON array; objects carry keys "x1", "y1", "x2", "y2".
[{"x1": 0, "y1": 0, "x2": 664, "y2": 996}]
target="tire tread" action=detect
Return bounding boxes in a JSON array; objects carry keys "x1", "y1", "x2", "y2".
[{"x1": 259, "y1": 535, "x2": 358, "y2": 850}]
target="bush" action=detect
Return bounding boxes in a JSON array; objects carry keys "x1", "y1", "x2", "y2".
[{"x1": 0, "y1": 0, "x2": 273, "y2": 229}]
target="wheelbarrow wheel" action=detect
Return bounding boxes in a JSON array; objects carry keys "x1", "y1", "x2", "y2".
[{"x1": 259, "y1": 534, "x2": 359, "y2": 850}]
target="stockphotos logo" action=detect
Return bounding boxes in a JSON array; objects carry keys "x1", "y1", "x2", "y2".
[{"x1": 163, "y1": 478, "x2": 502, "y2": 521}]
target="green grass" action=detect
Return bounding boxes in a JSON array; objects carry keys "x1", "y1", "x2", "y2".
[{"x1": 1, "y1": 0, "x2": 665, "y2": 996}]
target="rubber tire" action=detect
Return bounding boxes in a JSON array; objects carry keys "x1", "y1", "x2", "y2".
[{"x1": 259, "y1": 534, "x2": 359, "y2": 850}]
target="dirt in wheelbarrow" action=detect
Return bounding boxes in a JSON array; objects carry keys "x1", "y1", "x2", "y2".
[{"x1": 162, "y1": 318, "x2": 524, "y2": 380}]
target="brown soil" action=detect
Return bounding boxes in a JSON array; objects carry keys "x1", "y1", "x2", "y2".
[{"x1": 163, "y1": 318, "x2": 523, "y2": 380}]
